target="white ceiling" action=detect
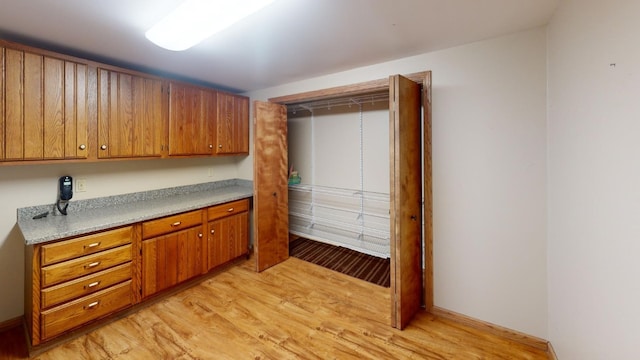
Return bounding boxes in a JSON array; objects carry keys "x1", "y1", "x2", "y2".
[{"x1": 0, "y1": 0, "x2": 559, "y2": 93}]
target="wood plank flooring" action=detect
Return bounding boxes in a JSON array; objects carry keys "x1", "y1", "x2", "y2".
[{"x1": 1, "y1": 258, "x2": 548, "y2": 359}]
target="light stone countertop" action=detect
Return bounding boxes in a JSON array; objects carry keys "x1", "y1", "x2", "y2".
[{"x1": 17, "y1": 179, "x2": 253, "y2": 245}]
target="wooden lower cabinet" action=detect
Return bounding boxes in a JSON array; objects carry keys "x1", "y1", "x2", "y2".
[
  {"x1": 41, "y1": 263, "x2": 131, "y2": 309},
  {"x1": 41, "y1": 281, "x2": 132, "y2": 340},
  {"x1": 26, "y1": 226, "x2": 135, "y2": 346},
  {"x1": 207, "y1": 213, "x2": 249, "y2": 269},
  {"x1": 141, "y1": 226, "x2": 206, "y2": 298},
  {"x1": 207, "y1": 199, "x2": 249, "y2": 270},
  {"x1": 25, "y1": 198, "x2": 251, "y2": 348}
]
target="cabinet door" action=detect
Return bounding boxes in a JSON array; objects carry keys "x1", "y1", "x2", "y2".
[
  {"x1": 1, "y1": 48, "x2": 89, "y2": 161},
  {"x1": 230, "y1": 211, "x2": 249, "y2": 259},
  {"x1": 168, "y1": 82, "x2": 216, "y2": 156},
  {"x1": 141, "y1": 226, "x2": 205, "y2": 298},
  {"x1": 207, "y1": 211, "x2": 248, "y2": 270},
  {"x1": 97, "y1": 68, "x2": 165, "y2": 159},
  {"x1": 207, "y1": 219, "x2": 228, "y2": 270},
  {"x1": 216, "y1": 93, "x2": 249, "y2": 155}
]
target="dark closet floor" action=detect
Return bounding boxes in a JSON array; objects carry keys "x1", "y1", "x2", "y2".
[{"x1": 289, "y1": 236, "x2": 390, "y2": 287}]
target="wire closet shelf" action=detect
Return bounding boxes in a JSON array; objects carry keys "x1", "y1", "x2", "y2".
[{"x1": 288, "y1": 184, "x2": 391, "y2": 258}]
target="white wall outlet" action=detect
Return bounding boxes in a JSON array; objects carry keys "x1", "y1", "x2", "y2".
[
  {"x1": 76, "y1": 178, "x2": 87, "y2": 192},
  {"x1": 208, "y1": 168, "x2": 214, "y2": 177}
]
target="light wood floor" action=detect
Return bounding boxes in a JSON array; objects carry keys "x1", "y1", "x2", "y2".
[{"x1": 1, "y1": 257, "x2": 548, "y2": 359}]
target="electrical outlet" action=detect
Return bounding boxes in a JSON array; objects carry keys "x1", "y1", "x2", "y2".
[
  {"x1": 208, "y1": 168, "x2": 214, "y2": 177},
  {"x1": 76, "y1": 178, "x2": 87, "y2": 192}
]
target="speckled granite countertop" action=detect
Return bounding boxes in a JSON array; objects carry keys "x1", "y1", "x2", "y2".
[{"x1": 17, "y1": 179, "x2": 253, "y2": 245}]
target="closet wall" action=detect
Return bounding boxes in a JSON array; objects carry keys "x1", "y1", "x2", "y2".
[{"x1": 287, "y1": 99, "x2": 390, "y2": 257}]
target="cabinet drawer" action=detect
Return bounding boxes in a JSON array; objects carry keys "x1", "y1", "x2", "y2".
[
  {"x1": 41, "y1": 263, "x2": 131, "y2": 309},
  {"x1": 207, "y1": 199, "x2": 249, "y2": 221},
  {"x1": 142, "y1": 210, "x2": 203, "y2": 239},
  {"x1": 41, "y1": 280, "x2": 132, "y2": 341},
  {"x1": 41, "y1": 244, "x2": 132, "y2": 287},
  {"x1": 41, "y1": 226, "x2": 132, "y2": 266}
]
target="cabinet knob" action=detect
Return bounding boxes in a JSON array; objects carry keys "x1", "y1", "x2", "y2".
[
  {"x1": 84, "y1": 301, "x2": 100, "y2": 310},
  {"x1": 198, "y1": 233, "x2": 203, "y2": 238},
  {"x1": 209, "y1": 144, "x2": 214, "y2": 149},
  {"x1": 219, "y1": 144, "x2": 223, "y2": 148},
  {"x1": 100, "y1": 144, "x2": 107, "y2": 150},
  {"x1": 84, "y1": 281, "x2": 101, "y2": 289},
  {"x1": 210, "y1": 229, "x2": 215, "y2": 234},
  {"x1": 79, "y1": 144, "x2": 86, "y2": 150}
]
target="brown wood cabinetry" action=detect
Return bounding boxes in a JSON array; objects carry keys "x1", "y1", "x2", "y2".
[
  {"x1": 168, "y1": 82, "x2": 217, "y2": 156},
  {"x1": 141, "y1": 210, "x2": 206, "y2": 298},
  {"x1": 216, "y1": 92, "x2": 249, "y2": 155},
  {"x1": 97, "y1": 68, "x2": 166, "y2": 158},
  {"x1": 25, "y1": 226, "x2": 135, "y2": 345},
  {"x1": 0, "y1": 46, "x2": 89, "y2": 161},
  {"x1": 41, "y1": 281, "x2": 132, "y2": 341},
  {"x1": 207, "y1": 199, "x2": 249, "y2": 270},
  {"x1": 2, "y1": 40, "x2": 250, "y2": 164},
  {"x1": 26, "y1": 198, "x2": 251, "y2": 349}
]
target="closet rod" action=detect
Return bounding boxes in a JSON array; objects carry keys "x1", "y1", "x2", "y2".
[{"x1": 288, "y1": 92, "x2": 388, "y2": 113}]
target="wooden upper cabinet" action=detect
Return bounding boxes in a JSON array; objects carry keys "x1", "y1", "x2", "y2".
[
  {"x1": 168, "y1": 82, "x2": 216, "y2": 156},
  {"x1": 97, "y1": 68, "x2": 166, "y2": 159},
  {"x1": 216, "y1": 92, "x2": 249, "y2": 155},
  {"x1": 1, "y1": 40, "x2": 248, "y2": 164},
  {"x1": 1, "y1": 47, "x2": 89, "y2": 161}
]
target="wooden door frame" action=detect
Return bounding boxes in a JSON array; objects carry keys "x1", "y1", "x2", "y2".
[{"x1": 269, "y1": 71, "x2": 433, "y2": 314}]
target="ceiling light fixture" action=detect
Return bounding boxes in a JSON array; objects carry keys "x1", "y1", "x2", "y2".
[{"x1": 145, "y1": 0, "x2": 276, "y2": 51}]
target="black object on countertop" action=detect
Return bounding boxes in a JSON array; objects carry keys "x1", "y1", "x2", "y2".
[{"x1": 32, "y1": 212, "x2": 49, "y2": 220}]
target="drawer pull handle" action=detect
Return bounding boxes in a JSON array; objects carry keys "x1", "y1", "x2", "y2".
[
  {"x1": 85, "y1": 281, "x2": 101, "y2": 289},
  {"x1": 85, "y1": 262, "x2": 101, "y2": 269},
  {"x1": 84, "y1": 301, "x2": 100, "y2": 310},
  {"x1": 85, "y1": 242, "x2": 101, "y2": 249},
  {"x1": 171, "y1": 221, "x2": 182, "y2": 227},
  {"x1": 227, "y1": 208, "x2": 234, "y2": 212}
]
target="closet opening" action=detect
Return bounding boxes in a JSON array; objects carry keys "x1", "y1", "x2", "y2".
[
  {"x1": 286, "y1": 92, "x2": 392, "y2": 287},
  {"x1": 253, "y1": 71, "x2": 432, "y2": 329}
]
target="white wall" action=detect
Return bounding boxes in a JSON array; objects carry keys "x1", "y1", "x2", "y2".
[
  {"x1": 0, "y1": 157, "x2": 238, "y2": 322},
  {"x1": 288, "y1": 102, "x2": 389, "y2": 193},
  {"x1": 547, "y1": 0, "x2": 640, "y2": 358},
  {"x1": 243, "y1": 27, "x2": 548, "y2": 338}
]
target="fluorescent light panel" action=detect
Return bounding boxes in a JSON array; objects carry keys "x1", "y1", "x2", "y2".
[{"x1": 146, "y1": 0, "x2": 276, "y2": 51}]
